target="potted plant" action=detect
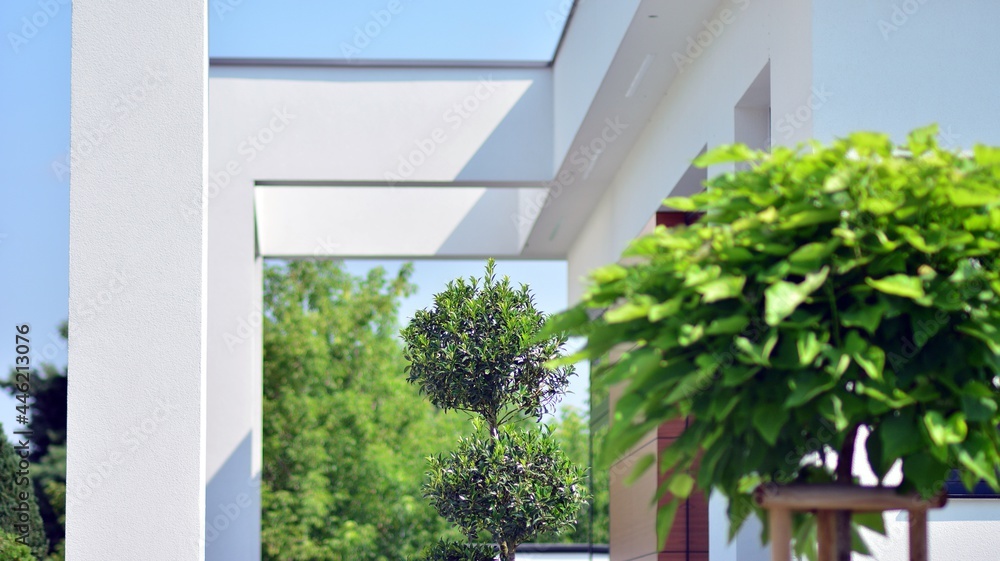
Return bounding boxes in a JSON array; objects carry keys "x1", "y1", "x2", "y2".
[
  {"x1": 546, "y1": 126, "x2": 1000, "y2": 558},
  {"x1": 402, "y1": 260, "x2": 589, "y2": 561}
]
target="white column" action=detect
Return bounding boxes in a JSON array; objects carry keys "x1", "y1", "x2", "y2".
[
  {"x1": 67, "y1": 0, "x2": 207, "y2": 559},
  {"x1": 204, "y1": 166, "x2": 261, "y2": 559}
]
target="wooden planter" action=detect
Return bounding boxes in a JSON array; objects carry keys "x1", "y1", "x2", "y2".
[{"x1": 755, "y1": 484, "x2": 947, "y2": 561}]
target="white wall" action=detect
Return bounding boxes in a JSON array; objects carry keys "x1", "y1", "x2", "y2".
[
  {"x1": 566, "y1": 0, "x2": 772, "y2": 302},
  {"x1": 68, "y1": 0, "x2": 207, "y2": 559},
  {"x1": 812, "y1": 0, "x2": 1000, "y2": 146}
]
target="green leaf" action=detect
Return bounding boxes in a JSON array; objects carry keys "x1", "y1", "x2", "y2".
[
  {"x1": 923, "y1": 411, "x2": 968, "y2": 446},
  {"x1": 841, "y1": 299, "x2": 890, "y2": 334},
  {"x1": 662, "y1": 197, "x2": 698, "y2": 211},
  {"x1": 591, "y1": 263, "x2": 628, "y2": 284},
  {"x1": 795, "y1": 330, "x2": 825, "y2": 365},
  {"x1": 775, "y1": 209, "x2": 842, "y2": 230},
  {"x1": 606, "y1": 300, "x2": 651, "y2": 323},
  {"x1": 866, "y1": 275, "x2": 925, "y2": 300},
  {"x1": 787, "y1": 239, "x2": 841, "y2": 268},
  {"x1": 694, "y1": 144, "x2": 757, "y2": 167},
  {"x1": 697, "y1": 276, "x2": 746, "y2": 303},
  {"x1": 706, "y1": 315, "x2": 750, "y2": 335},
  {"x1": 625, "y1": 453, "x2": 656, "y2": 485},
  {"x1": 785, "y1": 373, "x2": 836, "y2": 407},
  {"x1": 854, "y1": 343, "x2": 886, "y2": 381},
  {"x1": 648, "y1": 298, "x2": 683, "y2": 322},
  {"x1": 947, "y1": 187, "x2": 1000, "y2": 207},
  {"x1": 668, "y1": 473, "x2": 696, "y2": 499},
  {"x1": 765, "y1": 267, "x2": 830, "y2": 325},
  {"x1": 960, "y1": 390, "x2": 998, "y2": 423},
  {"x1": 656, "y1": 500, "x2": 682, "y2": 550},
  {"x1": 880, "y1": 412, "x2": 923, "y2": 459},
  {"x1": 752, "y1": 406, "x2": 789, "y2": 445}
]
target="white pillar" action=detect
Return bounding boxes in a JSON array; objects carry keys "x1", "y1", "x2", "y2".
[
  {"x1": 205, "y1": 160, "x2": 261, "y2": 558},
  {"x1": 67, "y1": 0, "x2": 207, "y2": 559}
]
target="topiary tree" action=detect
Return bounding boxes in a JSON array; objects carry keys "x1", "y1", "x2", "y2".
[
  {"x1": 546, "y1": 126, "x2": 1000, "y2": 558},
  {"x1": 1, "y1": 423, "x2": 48, "y2": 559},
  {"x1": 402, "y1": 260, "x2": 589, "y2": 561},
  {"x1": 411, "y1": 539, "x2": 496, "y2": 561}
]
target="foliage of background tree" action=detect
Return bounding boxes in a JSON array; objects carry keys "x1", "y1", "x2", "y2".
[
  {"x1": 262, "y1": 260, "x2": 469, "y2": 561},
  {"x1": 3, "y1": 322, "x2": 68, "y2": 561},
  {"x1": 547, "y1": 127, "x2": 1000, "y2": 558},
  {"x1": 0, "y1": 422, "x2": 47, "y2": 558},
  {"x1": 0, "y1": 530, "x2": 35, "y2": 561},
  {"x1": 534, "y1": 406, "x2": 609, "y2": 545},
  {"x1": 402, "y1": 261, "x2": 588, "y2": 560}
]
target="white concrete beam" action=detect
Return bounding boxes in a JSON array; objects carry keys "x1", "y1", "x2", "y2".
[
  {"x1": 68, "y1": 0, "x2": 207, "y2": 559},
  {"x1": 254, "y1": 186, "x2": 547, "y2": 258}
]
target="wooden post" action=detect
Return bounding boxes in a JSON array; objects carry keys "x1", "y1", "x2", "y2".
[
  {"x1": 909, "y1": 509, "x2": 928, "y2": 561},
  {"x1": 834, "y1": 510, "x2": 852, "y2": 561},
  {"x1": 755, "y1": 484, "x2": 945, "y2": 561},
  {"x1": 770, "y1": 508, "x2": 792, "y2": 561},
  {"x1": 817, "y1": 510, "x2": 835, "y2": 561}
]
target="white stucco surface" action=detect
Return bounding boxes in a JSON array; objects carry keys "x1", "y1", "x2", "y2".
[{"x1": 68, "y1": 0, "x2": 207, "y2": 559}]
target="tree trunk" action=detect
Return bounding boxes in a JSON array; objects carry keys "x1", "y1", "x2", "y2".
[{"x1": 834, "y1": 425, "x2": 859, "y2": 561}]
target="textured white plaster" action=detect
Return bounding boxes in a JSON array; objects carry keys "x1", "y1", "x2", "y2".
[{"x1": 68, "y1": 0, "x2": 207, "y2": 559}]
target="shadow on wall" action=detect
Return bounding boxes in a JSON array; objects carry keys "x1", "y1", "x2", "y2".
[{"x1": 205, "y1": 433, "x2": 260, "y2": 561}]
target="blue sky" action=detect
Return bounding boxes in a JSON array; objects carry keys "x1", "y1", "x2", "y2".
[{"x1": 1, "y1": 1, "x2": 582, "y2": 439}]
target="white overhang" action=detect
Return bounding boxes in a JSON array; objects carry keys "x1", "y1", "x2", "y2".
[{"x1": 209, "y1": 0, "x2": 725, "y2": 259}]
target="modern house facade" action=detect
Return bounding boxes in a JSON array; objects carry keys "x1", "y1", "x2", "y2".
[{"x1": 67, "y1": 1, "x2": 1000, "y2": 560}]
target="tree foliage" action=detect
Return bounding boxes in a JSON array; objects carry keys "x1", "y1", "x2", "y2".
[
  {"x1": 2, "y1": 323, "x2": 67, "y2": 560},
  {"x1": 0, "y1": 423, "x2": 47, "y2": 558},
  {"x1": 534, "y1": 406, "x2": 609, "y2": 546},
  {"x1": 402, "y1": 262, "x2": 572, "y2": 430},
  {"x1": 403, "y1": 260, "x2": 587, "y2": 560},
  {"x1": 0, "y1": 530, "x2": 35, "y2": 561},
  {"x1": 262, "y1": 261, "x2": 467, "y2": 561},
  {"x1": 547, "y1": 127, "x2": 1000, "y2": 557}
]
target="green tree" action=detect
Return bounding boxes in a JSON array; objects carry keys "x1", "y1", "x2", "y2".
[
  {"x1": 261, "y1": 260, "x2": 466, "y2": 561},
  {"x1": 0, "y1": 422, "x2": 48, "y2": 558},
  {"x1": 548, "y1": 126, "x2": 1000, "y2": 558},
  {"x1": 534, "y1": 406, "x2": 609, "y2": 545},
  {"x1": 0, "y1": 530, "x2": 35, "y2": 561},
  {"x1": 3, "y1": 322, "x2": 68, "y2": 559},
  {"x1": 402, "y1": 260, "x2": 588, "y2": 561}
]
